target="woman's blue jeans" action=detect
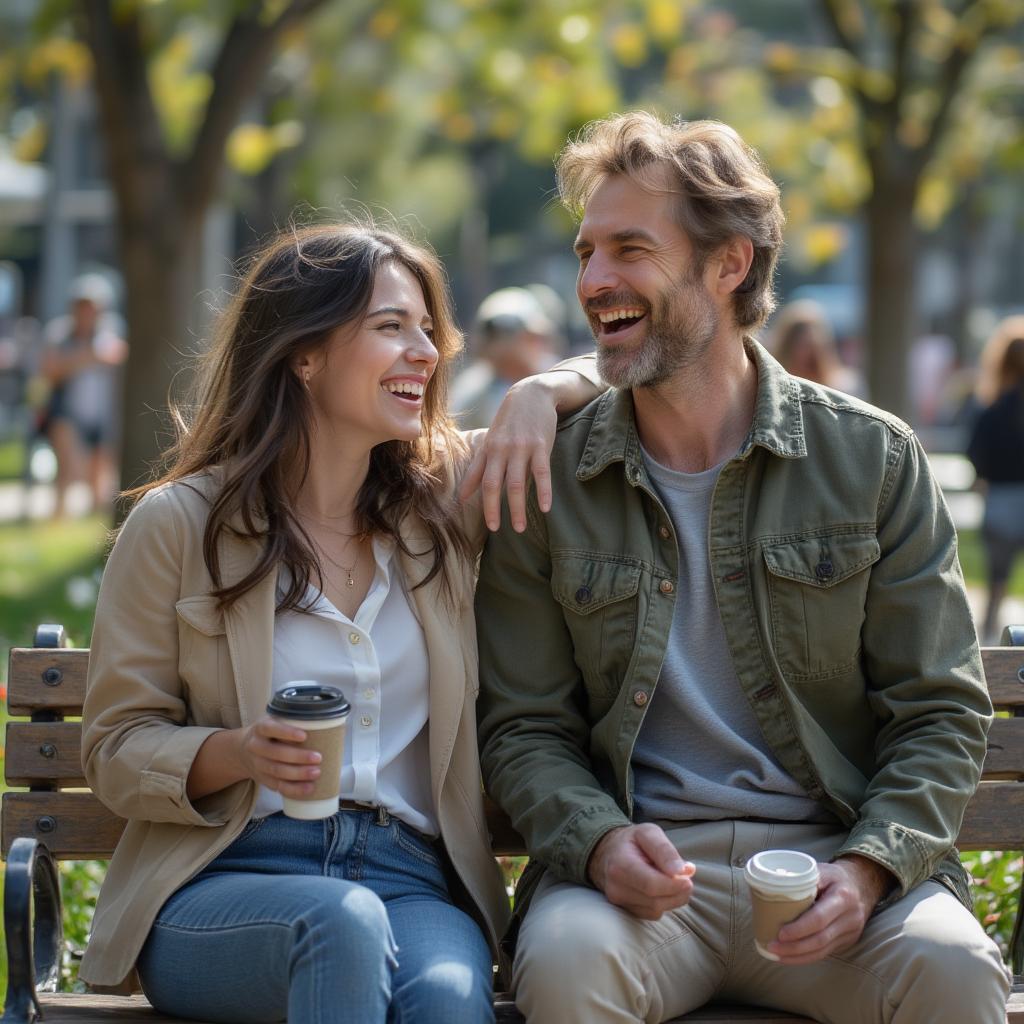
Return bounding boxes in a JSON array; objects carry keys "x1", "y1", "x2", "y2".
[{"x1": 136, "y1": 809, "x2": 495, "y2": 1023}]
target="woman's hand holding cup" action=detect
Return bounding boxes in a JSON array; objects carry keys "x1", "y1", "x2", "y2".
[{"x1": 236, "y1": 715, "x2": 322, "y2": 798}]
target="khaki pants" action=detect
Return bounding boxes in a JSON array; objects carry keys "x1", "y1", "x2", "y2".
[{"x1": 513, "y1": 820, "x2": 1011, "y2": 1024}]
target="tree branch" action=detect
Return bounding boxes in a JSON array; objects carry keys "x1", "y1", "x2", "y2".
[{"x1": 179, "y1": 0, "x2": 330, "y2": 217}]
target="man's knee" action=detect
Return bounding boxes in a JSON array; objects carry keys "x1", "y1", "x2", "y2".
[
  {"x1": 884, "y1": 899, "x2": 1011, "y2": 1022},
  {"x1": 513, "y1": 884, "x2": 657, "y2": 1022}
]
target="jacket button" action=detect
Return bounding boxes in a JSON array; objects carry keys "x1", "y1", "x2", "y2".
[
  {"x1": 633, "y1": 690, "x2": 649, "y2": 707},
  {"x1": 659, "y1": 525, "x2": 670, "y2": 540},
  {"x1": 659, "y1": 579, "x2": 675, "y2": 594},
  {"x1": 815, "y1": 560, "x2": 834, "y2": 581},
  {"x1": 575, "y1": 585, "x2": 592, "y2": 604}
]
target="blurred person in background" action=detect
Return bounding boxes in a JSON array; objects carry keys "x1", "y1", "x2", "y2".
[
  {"x1": 40, "y1": 273, "x2": 128, "y2": 517},
  {"x1": 967, "y1": 315, "x2": 1024, "y2": 644},
  {"x1": 450, "y1": 286, "x2": 563, "y2": 428},
  {"x1": 770, "y1": 299, "x2": 863, "y2": 397}
]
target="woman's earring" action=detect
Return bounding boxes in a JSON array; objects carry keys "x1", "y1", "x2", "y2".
[{"x1": 303, "y1": 371, "x2": 311, "y2": 391}]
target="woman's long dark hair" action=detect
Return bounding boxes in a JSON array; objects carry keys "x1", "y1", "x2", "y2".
[{"x1": 127, "y1": 221, "x2": 471, "y2": 609}]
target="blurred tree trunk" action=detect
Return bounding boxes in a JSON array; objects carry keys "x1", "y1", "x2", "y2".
[
  {"x1": 863, "y1": 163, "x2": 919, "y2": 418},
  {"x1": 76, "y1": 0, "x2": 328, "y2": 510},
  {"x1": 819, "y1": 0, "x2": 1002, "y2": 421}
]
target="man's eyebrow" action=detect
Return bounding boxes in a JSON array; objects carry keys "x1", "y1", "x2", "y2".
[{"x1": 573, "y1": 228, "x2": 658, "y2": 254}]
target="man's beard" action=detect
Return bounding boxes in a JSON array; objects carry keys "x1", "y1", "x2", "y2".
[{"x1": 594, "y1": 272, "x2": 719, "y2": 390}]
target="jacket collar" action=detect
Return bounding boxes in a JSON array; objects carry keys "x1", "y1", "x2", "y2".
[{"x1": 576, "y1": 336, "x2": 806, "y2": 482}]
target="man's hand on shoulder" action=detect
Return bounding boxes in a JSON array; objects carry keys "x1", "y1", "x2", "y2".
[
  {"x1": 587, "y1": 824, "x2": 696, "y2": 921},
  {"x1": 768, "y1": 854, "x2": 895, "y2": 965}
]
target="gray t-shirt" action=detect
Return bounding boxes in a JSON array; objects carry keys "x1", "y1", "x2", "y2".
[{"x1": 631, "y1": 448, "x2": 824, "y2": 824}]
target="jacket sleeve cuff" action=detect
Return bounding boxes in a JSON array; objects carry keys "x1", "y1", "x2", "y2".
[
  {"x1": 556, "y1": 805, "x2": 632, "y2": 886},
  {"x1": 138, "y1": 726, "x2": 235, "y2": 826},
  {"x1": 831, "y1": 819, "x2": 934, "y2": 898}
]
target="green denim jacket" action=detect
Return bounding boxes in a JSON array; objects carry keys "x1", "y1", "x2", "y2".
[{"x1": 476, "y1": 339, "x2": 990, "y2": 919}]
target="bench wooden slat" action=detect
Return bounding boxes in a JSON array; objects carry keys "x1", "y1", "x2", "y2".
[
  {"x1": 985, "y1": 648, "x2": 1024, "y2": 709},
  {"x1": 957, "y1": 782, "x2": 1024, "y2": 849},
  {"x1": 7, "y1": 647, "x2": 89, "y2": 717},
  {"x1": 5, "y1": 721, "x2": 87, "y2": 787},
  {"x1": 28, "y1": 991, "x2": 1024, "y2": 1023},
  {"x1": 1, "y1": 792, "x2": 124, "y2": 858},
  {"x1": 985, "y1": 718, "x2": 1024, "y2": 780}
]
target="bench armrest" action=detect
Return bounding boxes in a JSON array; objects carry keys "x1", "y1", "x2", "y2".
[{"x1": 2, "y1": 837, "x2": 62, "y2": 1023}]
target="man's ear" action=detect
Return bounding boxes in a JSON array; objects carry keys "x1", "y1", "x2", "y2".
[{"x1": 711, "y1": 236, "x2": 754, "y2": 298}]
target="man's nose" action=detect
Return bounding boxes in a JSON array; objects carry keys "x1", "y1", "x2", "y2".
[{"x1": 578, "y1": 253, "x2": 616, "y2": 299}]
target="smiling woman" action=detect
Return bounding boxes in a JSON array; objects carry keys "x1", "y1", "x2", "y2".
[{"x1": 76, "y1": 220, "x2": 602, "y2": 1024}]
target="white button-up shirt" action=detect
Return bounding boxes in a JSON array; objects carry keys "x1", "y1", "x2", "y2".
[{"x1": 253, "y1": 536, "x2": 437, "y2": 834}]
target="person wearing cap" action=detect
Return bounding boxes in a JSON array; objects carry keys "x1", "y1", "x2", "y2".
[
  {"x1": 40, "y1": 272, "x2": 128, "y2": 517},
  {"x1": 450, "y1": 287, "x2": 563, "y2": 429}
]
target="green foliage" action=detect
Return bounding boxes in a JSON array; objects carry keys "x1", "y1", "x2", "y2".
[
  {"x1": 59, "y1": 861, "x2": 107, "y2": 988},
  {"x1": 962, "y1": 849, "x2": 1024, "y2": 960}
]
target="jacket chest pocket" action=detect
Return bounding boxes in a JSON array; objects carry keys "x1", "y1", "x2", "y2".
[
  {"x1": 551, "y1": 554, "x2": 641, "y2": 699},
  {"x1": 175, "y1": 595, "x2": 235, "y2": 709},
  {"x1": 763, "y1": 532, "x2": 880, "y2": 680}
]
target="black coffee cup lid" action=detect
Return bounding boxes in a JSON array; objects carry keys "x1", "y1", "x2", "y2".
[{"x1": 267, "y1": 683, "x2": 350, "y2": 720}]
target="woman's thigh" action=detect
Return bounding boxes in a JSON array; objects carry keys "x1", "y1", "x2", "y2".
[
  {"x1": 137, "y1": 870, "x2": 396, "y2": 1024},
  {"x1": 387, "y1": 896, "x2": 495, "y2": 1024}
]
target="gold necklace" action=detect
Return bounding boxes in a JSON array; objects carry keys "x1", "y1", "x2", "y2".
[{"x1": 313, "y1": 537, "x2": 361, "y2": 588}]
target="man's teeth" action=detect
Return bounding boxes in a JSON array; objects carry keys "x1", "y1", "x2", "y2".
[
  {"x1": 597, "y1": 308, "x2": 645, "y2": 324},
  {"x1": 382, "y1": 381, "x2": 424, "y2": 397}
]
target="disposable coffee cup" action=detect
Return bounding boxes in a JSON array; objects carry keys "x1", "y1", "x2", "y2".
[
  {"x1": 744, "y1": 849, "x2": 819, "y2": 961},
  {"x1": 267, "y1": 682, "x2": 350, "y2": 820}
]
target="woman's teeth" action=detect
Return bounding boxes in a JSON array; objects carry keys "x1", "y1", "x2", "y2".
[{"x1": 382, "y1": 381, "x2": 424, "y2": 398}]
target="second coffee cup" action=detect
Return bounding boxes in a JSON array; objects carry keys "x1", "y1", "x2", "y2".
[
  {"x1": 266, "y1": 682, "x2": 350, "y2": 820},
  {"x1": 744, "y1": 849, "x2": 819, "y2": 961}
]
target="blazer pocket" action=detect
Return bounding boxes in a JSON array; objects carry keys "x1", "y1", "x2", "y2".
[
  {"x1": 175, "y1": 595, "x2": 234, "y2": 708},
  {"x1": 763, "y1": 532, "x2": 880, "y2": 680}
]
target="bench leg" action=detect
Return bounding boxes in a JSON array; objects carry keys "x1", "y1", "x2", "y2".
[{"x1": 2, "y1": 837, "x2": 62, "y2": 1022}]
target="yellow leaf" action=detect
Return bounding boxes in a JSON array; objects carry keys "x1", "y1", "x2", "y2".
[
  {"x1": 611, "y1": 24, "x2": 648, "y2": 68},
  {"x1": 915, "y1": 175, "x2": 955, "y2": 229},
  {"x1": 369, "y1": 9, "x2": 400, "y2": 39},
  {"x1": 13, "y1": 120, "x2": 47, "y2": 163},
  {"x1": 227, "y1": 124, "x2": 276, "y2": 176},
  {"x1": 646, "y1": 0, "x2": 684, "y2": 43}
]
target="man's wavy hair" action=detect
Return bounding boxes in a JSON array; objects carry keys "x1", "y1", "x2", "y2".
[
  {"x1": 127, "y1": 220, "x2": 470, "y2": 611},
  {"x1": 556, "y1": 111, "x2": 785, "y2": 329}
]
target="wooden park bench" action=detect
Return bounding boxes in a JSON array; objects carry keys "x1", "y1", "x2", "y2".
[{"x1": 4, "y1": 623, "x2": 1024, "y2": 1023}]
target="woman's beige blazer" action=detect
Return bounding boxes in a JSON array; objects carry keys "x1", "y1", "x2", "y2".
[{"x1": 79, "y1": 463, "x2": 509, "y2": 988}]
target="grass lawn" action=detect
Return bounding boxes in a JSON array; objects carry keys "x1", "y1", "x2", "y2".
[
  {"x1": 0, "y1": 440, "x2": 26, "y2": 482},
  {"x1": 959, "y1": 527, "x2": 1024, "y2": 597},
  {"x1": 0, "y1": 516, "x2": 109, "y2": 683}
]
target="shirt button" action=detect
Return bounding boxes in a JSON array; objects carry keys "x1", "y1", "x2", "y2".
[
  {"x1": 658, "y1": 525, "x2": 670, "y2": 540},
  {"x1": 363, "y1": 688, "x2": 375, "y2": 700},
  {"x1": 360, "y1": 715, "x2": 372, "y2": 727},
  {"x1": 659, "y1": 579, "x2": 675, "y2": 594},
  {"x1": 633, "y1": 690, "x2": 649, "y2": 707},
  {"x1": 348, "y1": 632, "x2": 361, "y2": 645}
]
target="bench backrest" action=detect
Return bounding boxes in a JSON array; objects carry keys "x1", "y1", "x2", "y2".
[{"x1": 4, "y1": 642, "x2": 1024, "y2": 860}]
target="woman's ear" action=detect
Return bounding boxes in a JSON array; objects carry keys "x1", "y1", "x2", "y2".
[{"x1": 292, "y1": 351, "x2": 315, "y2": 388}]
